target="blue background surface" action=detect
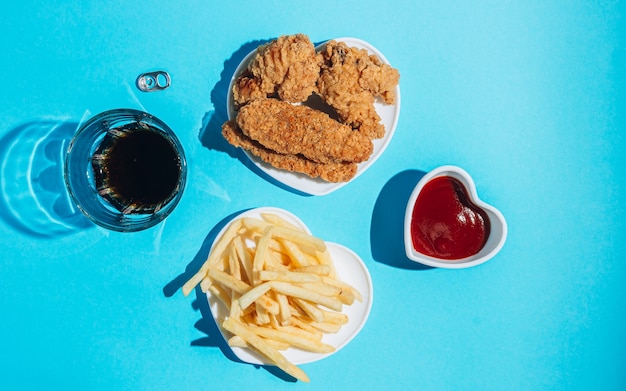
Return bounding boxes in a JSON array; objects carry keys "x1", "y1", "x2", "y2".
[{"x1": 1, "y1": 1, "x2": 624, "y2": 390}]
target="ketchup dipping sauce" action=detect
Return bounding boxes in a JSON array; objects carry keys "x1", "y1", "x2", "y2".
[{"x1": 410, "y1": 176, "x2": 491, "y2": 260}]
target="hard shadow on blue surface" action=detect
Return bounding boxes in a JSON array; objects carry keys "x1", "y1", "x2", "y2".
[
  {"x1": 163, "y1": 209, "x2": 243, "y2": 298},
  {"x1": 0, "y1": 120, "x2": 94, "y2": 238},
  {"x1": 163, "y1": 208, "x2": 297, "y2": 383},
  {"x1": 197, "y1": 38, "x2": 268, "y2": 159},
  {"x1": 191, "y1": 290, "x2": 297, "y2": 383},
  {"x1": 197, "y1": 38, "x2": 312, "y2": 197},
  {"x1": 371, "y1": 169, "x2": 433, "y2": 270}
]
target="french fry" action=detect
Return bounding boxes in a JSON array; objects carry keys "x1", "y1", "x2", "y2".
[
  {"x1": 282, "y1": 322, "x2": 324, "y2": 341},
  {"x1": 295, "y1": 281, "x2": 342, "y2": 297},
  {"x1": 337, "y1": 288, "x2": 356, "y2": 305},
  {"x1": 294, "y1": 264, "x2": 331, "y2": 276},
  {"x1": 267, "y1": 238, "x2": 284, "y2": 253},
  {"x1": 182, "y1": 212, "x2": 363, "y2": 383},
  {"x1": 266, "y1": 248, "x2": 291, "y2": 271},
  {"x1": 227, "y1": 335, "x2": 247, "y2": 347},
  {"x1": 199, "y1": 276, "x2": 212, "y2": 293},
  {"x1": 322, "y1": 309, "x2": 349, "y2": 325},
  {"x1": 270, "y1": 281, "x2": 343, "y2": 312},
  {"x1": 208, "y1": 284, "x2": 231, "y2": 310},
  {"x1": 208, "y1": 267, "x2": 250, "y2": 294},
  {"x1": 238, "y1": 281, "x2": 272, "y2": 310},
  {"x1": 258, "y1": 270, "x2": 321, "y2": 283},
  {"x1": 276, "y1": 293, "x2": 291, "y2": 325},
  {"x1": 246, "y1": 324, "x2": 334, "y2": 354},
  {"x1": 252, "y1": 226, "x2": 274, "y2": 284},
  {"x1": 309, "y1": 321, "x2": 343, "y2": 334},
  {"x1": 292, "y1": 297, "x2": 324, "y2": 323},
  {"x1": 255, "y1": 301, "x2": 270, "y2": 325},
  {"x1": 260, "y1": 212, "x2": 303, "y2": 231},
  {"x1": 222, "y1": 317, "x2": 310, "y2": 383},
  {"x1": 280, "y1": 239, "x2": 313, "y2": 267},
  {"x1": 288, "y1": 317, "x2": 325, "y2": 339},
  {"x1": 255, "y1": 293, "x2": 280, "y2": 315},
  {"x1": 243, "y1": 217, "x2": 326, "y2": 252},
  {"x1": 268, "y1": 311, "x2": 280, "y2": 329},
  {"x1": 315, "y1": 249, "x2": 336, "y2": 278},
  {"x1": 228, "y1": 242, "x2": 241, "y2": 281},
  {"x1": 322, "y1": 276, "x2": 363, "y2": 302},
  {"x1": 228, "y1": 335, "x2": 290, "y2": 351},
  {"x1": 229, "y1": 292, "x2": 242, "y2": 319},
  {"x1": 182, "y1": 219, "x2": 243, "y2": 296},
  {"x1": 233, "y1": 235, "x2": 253, "y2": 284}
]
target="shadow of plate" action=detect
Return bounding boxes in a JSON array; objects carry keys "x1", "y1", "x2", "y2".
[{"x1": 163, "y1": 207, "x2": 298, "y2": 382}]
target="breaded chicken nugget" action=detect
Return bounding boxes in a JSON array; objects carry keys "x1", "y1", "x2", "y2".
[
  {"x1": 233, "y1": 34, "x2": 321, "y2": 107},
  {"x1": 222, "y1": 120, "x2": 358, "y2": 182},
  {"x1": 236, "y1": 98, "x2": 373, "y2": 164},
  {"x1": 317, "y1": 40, "x2": 400, "y2": 139}
]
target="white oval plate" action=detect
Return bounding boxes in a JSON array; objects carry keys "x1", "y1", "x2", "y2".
[
  {"x1": 227, "y1": 37, "x2": 401, "y2": 196},
  {"x1": 206, "y1": 207, "x2": 374, "y2": 365}
]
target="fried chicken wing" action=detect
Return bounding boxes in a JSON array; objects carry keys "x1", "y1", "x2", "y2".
[
  {"x1": 317, "y1": 40, "x2": 400, "y2": 139},
  {"x1": 236, "y1": 98, "x2": 373, "y2": 164},
  {"x1": 222, "y1": 120, "x2": 358, "y2": 183},
  {"x1": 233, "y1": 34, "x2": 321, "y2": 107}
]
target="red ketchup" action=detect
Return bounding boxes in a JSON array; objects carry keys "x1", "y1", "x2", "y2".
[{"x1": 410, "y1": 176, "x2": 490, "y2": 260}]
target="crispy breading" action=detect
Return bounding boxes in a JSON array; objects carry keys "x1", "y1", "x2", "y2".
[
  {"x1": 222, "y1": 120, "x2": 358, "y2": 183},
  {"x1": 317, "y1": 40, "x2": 400, "y2": 139},
  {"x1": 236, "y1": 98, "x2": 373, "y2": 164},
  {"x1": 223, "y1": 34, "x2": 400, "y2": 183},
  {"x1": 233, "y1": 34, "x2": 321, "y2": 107}
]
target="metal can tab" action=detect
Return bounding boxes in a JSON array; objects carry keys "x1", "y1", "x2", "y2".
[{"x1": 136, "y1": 71, "x2": 171, "y2": 92}]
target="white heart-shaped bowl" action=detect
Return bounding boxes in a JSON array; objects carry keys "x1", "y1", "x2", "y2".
[
  {"x1": 404, "y1": 166, "x2": 507, "y2": 269},
  {"x1": 206, "y1": 207, "x2": 373, "y2": 365},
  {"x1": 226, "y1": 37, "x2": 401, "y2": 196}
]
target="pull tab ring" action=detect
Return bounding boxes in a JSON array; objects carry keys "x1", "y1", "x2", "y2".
[{"x1": 136, "y1": 71, "x2": 171, "y2": 92}]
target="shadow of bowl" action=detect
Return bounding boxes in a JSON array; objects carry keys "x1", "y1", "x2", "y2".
[{"x1": 370, "y1": 169, "x2": 433, "y2": 270}]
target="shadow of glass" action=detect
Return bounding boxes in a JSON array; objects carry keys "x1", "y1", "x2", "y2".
[
  {"x1": 0, "y1": 120, "x2": 94, "y2": 237},
  {"x1": 163, "y1": 207, "x2": 297, "y2": 382},
  {"x1": 371, "y1": 169, "x2": 434, "y2": 270}
]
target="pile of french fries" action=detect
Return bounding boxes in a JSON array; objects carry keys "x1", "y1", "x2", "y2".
[{"x1": 182, "y1": 212, "x2": 362, "y2": 382}]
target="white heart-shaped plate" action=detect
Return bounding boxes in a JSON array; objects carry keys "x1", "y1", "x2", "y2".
[
  {"x1": 206, "y1": 207, "x2": 374, "y2": 365},
  {"x1": 227, "y1": 37, "x2": 401, "y2": 196},
  {"x1": 404, "y1": 165, "x2": 508, "y2": 269}
]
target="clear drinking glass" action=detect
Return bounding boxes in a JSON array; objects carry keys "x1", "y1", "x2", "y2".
[{"x1": 64, "y1": 108, "x2": 187, "y2": 232}]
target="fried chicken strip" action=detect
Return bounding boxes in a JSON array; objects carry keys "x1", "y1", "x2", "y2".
[
  {"x1": 233, "y1": 34, "x2": 321, "y2": 107},
  {"x1": 222, "y1": 120, "x2": 358, "y2": 183},
  {"x1": 236, "y1": 98, "x2": 373, "y2": 164},
  {"x1": 317, "y1": 40, "x2": 400, "y2": 139}
]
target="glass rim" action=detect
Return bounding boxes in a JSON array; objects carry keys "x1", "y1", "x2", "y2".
[{"x1": 64, "y1": 108, "x2": 187, "y2": 232}]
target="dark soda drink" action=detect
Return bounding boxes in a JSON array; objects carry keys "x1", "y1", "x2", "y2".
[{"x1": 91, "y1": 123, "x2": 182, "y2": 214}]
